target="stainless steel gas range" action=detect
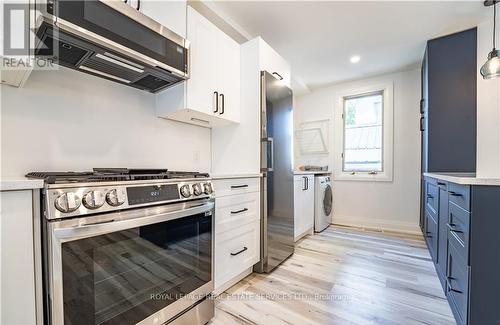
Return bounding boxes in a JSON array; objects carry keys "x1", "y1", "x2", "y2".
[{"x1": 27, "y1": 168, "x2": 215, "y2": 325}]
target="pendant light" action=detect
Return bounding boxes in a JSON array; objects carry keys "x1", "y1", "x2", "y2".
[{"x1": 481, "y1": 0, "x2": 500, "y2": 80}]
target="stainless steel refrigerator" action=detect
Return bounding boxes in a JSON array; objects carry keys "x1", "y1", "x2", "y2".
[{"x1": 254, "y1": 71, "x2": 295, "y2": 273}]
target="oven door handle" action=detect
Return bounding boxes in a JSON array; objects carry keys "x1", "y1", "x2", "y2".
[{"x1": 51, "y1": 200, "x2": 214, "y2": 242}]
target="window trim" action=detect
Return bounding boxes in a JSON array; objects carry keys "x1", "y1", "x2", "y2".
[{"x1": 334, "y1": 81, "x2": 394, "y2": 182}]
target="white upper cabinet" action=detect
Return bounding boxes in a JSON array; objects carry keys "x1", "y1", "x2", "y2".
[
  {"x1": 259, "y1": 40, "x2": 291, "y2": 88},
  {"x1": 136, "y1": 0, "x2": 187, "y2": 38},
  {"x1": 156, "y1": 6, "x2": 241, "y2": 127}
]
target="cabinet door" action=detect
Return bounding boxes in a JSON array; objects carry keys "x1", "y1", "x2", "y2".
[
  {"x1": 1, "y1": 190, "x2": 37, "y2": 325},
  {"x1": 425, "y1": 210, "x2": 438, "y2": 262},
  {"x1": 437, "y1": 185, "x2": 449, "y2": 289},
  {"x1": 216, "y1": 32, "x2": 240, "y2": 122},
  {"x1": 293, "y1": 176, "x2": 305, "y2": 239},
  {"x1": 303, "y1": 175, "x2": 315, "y2": 230},
  {"x1": 138, "y1": 0, "x2": 187, "y2": 37},
  {"x1": 186, "y1": 7, "x2": 218, "y2": 115}
]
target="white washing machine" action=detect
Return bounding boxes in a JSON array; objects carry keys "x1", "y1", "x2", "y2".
[{"x1": 314, "y1": 175, "x2": 332, "y2": 232}]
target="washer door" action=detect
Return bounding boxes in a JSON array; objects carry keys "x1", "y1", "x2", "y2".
[{"x1": 323, "y1": 184, "x2": 332, "y2": 216}]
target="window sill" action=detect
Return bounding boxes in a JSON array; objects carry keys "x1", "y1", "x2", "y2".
[{"x1": 333, "y1": 171, "x2": 393, "y2": 182}]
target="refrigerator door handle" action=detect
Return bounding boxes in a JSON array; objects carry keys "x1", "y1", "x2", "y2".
[{"x1": 262, "y1": 137, "x2": 274, "y2": 171}]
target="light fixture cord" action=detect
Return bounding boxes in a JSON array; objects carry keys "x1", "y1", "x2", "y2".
[{"x1": 494, "y1": 2, "x2": 497, "y2": 49}]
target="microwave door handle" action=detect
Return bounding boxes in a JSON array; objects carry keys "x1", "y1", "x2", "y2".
[{"x1": 52, "y1": 201, "x2": 214, "y2": 242}]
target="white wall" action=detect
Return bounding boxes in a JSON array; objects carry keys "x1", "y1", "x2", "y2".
[
  {"x1": 476, "y1": 19, "x2": 500, "y2": 178},
  {"x1": 0, "y1": 67, "x2": 211, "y2": 177},
  {"x1": 295, "y1": 69, "x2": 421, "y2": 233}
]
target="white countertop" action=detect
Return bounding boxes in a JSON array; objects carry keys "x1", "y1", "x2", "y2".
[
  {"x1": 211, "y1": 173, "x2": 262, "y2": 180},
  {"x1": 423, "y1": 172, "x2": 500, "y2": 186},
  {"x1": 293, "y1": 170, "x2": 332, "y2": 175},
  {"x1": 0, "y1": 178, "x2": 44, "y2": 191}
]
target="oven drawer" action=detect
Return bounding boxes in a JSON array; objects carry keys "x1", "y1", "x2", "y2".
[
  {"x1": 212, "y1": 177, "x2": 260, "y2": 198},
  {"x1": 215, "y1": 220, "x2": 260, "y2": 288},
  {"x1": 215, "y1": 192, "x2": 260, "y2": 233}
]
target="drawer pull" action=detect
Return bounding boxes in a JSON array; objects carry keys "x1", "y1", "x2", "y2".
[
  {"x1": 231, "y1": 208, "x2": 248, "y2": 214},
  {"x1": 231, "y1": 184, "x2": 248, "y2": 189},
  {"x1": 447, "y1": 223, "x2": 464, "y2": 233},
  {"x1": 446, "y1": 278, "x2": 463, "y2": 294},
  {"x1": 230, "y1": 246, "x2": 248, "y2": 256},
  {"x1": 449, "y1": 191, "x2": 463, "y2": 197},
  {"x1": 437, "y1": 182, "x2": 446, "y2": 186},
  {"x1": 427, "y1": 194, "x2": 434, "y2": 199}
]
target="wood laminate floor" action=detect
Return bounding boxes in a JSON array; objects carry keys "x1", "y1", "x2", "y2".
[{"x1": 210, "y1": 225, "x2": 455, "y2": 325}]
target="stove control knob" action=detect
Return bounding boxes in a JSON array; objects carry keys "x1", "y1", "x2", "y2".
[
  {"x1": 180, "y1": 185, "x2": 191, "y2": 198},
  {"x1": 203, "y1": 183, "x2": 213, "y2": 195},
  {"x1": 55, "y1": 192, "x2": 81, "y2": 213},
  {"x1": 83, "y1": 190, "x2": 106, "y2": 209},
  {"x1": 106, "y1": 188, "x2": 126, "y2": 207},
  {"x1": 192, "y1": 183, "x2": 203, "y2": 196}
]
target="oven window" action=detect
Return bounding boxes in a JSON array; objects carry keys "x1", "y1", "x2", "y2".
[{"x1": 61, "y1": 213, "x2": 211, "y2": 325}]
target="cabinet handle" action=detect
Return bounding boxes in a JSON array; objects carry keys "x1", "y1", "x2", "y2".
[
  {"x1": 230, "y1": 246, "x2": 248, "y2": 256},
  {"x1": 231, "y1": 184, "x2": 248, "y2": 189},
  {"x1": 449, "y1": 192, "x2": 462, "y2": 197},
  {"x1": 306, "y1": 177, "x2": 309, "y2": 190},
  {"x1": 437, "y1": 182, "x2": 446, "y2": 186},
  {"x1": 230, "y1": 208, "x2": 248, "y2": 214},
  {"x1": 219, "y1": 93, "x2": 225, "y2": 115},
  {"x1": 427, "y1": 194, "x2": 434, "y2": 199},
  {"x1": 136, "y1": 0, "x2": 140, "y2": 10},
  {"x1": 420, "y1": 99, "x2": 425, "y2": 114},
  {"x1": 446, "y1": 278, "x2": 463, "y2": 294},
  {"x1": 420, "y1": 116, "x2": 425, "y2": 131},
  {"x1": 272, "y1": 72, "x2": 283, "y2": 80},
  {"x1": 447, "y1": 223, "x2": 464, "y2": 234},
  {"x1": 302, "y1": 176, "x2": 307, "y2": 190},
  {"x1": 213, "y1": 91, "x2": 219, "y2": 113}
]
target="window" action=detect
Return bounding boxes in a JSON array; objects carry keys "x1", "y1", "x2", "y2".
[
  {"x1": 333, "y1": 82, "x2": 393, "y2": 181},
  {"x1": 343, "y1": 91, "x2": 383, "y2": 173}
]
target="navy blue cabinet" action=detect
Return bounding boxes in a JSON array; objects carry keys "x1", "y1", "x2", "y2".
[
  {"x1": 424, "y1": 177, "x2": 500, "y2": 325},
  {"x1": 420, "y1": 28, "x2": 477, "y2": 231},
  {"x1": 421, "y1": 28, "x2": 477, "y2": 173}
]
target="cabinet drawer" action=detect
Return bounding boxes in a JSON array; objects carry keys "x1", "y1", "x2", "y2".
[
  {"x1": 447, "y1": 202, "x2": 470, "y2": 262},
  {"x1": 425, "y1": 210, "x2": 438, "y2": 262},
  {"x1": 212, "y1": 177, "x2": 260, "y2": 197},
  {"x1": 447, "y1": 241, "x2": 469, "y2": 325},
  {"x1": 425, "y1": 181, "x2": 439, "y2": 216},
  {"x1": 215, "y1": 220, "x2": 260, "y2": 288},
  {"x1": 215, "y1": 192, "x2": 260, "y2": 233},
  {"x1": 448, "y1": 183, "x2": 471, "y2": 212}
]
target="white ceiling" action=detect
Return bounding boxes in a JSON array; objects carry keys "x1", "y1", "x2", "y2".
[{"x1": 207, "y1": 1, "x2": 491, "y2": 93}]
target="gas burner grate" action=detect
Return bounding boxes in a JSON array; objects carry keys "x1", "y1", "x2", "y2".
[{"x1": 26, "y1": 169, "x2": 210, "y2": 184}]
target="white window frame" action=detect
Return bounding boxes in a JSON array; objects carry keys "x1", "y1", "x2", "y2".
[{"x1": 333, "y1": 81, "x2": 394, "y2": 182}]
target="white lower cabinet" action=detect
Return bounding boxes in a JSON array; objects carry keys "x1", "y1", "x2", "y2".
[
  {"x1": 213, "y1": 177, "x2": 260, "y2": 293},
  {"x1": 1, "y1": 189, "x2": 41, "y2": 325},
  {"x1": 294, "y1": 175, "x2": 314, "y2": 241}
]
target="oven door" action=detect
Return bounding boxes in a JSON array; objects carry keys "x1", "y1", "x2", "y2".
[{"x1": 46, "y1": 199, "x2": 214, "y2": 325}]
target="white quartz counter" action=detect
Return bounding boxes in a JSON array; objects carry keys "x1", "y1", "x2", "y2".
[
  {"x1": 0, "y1": 178, "x2": 44, "y2": 191},
  {"x1": 211, "y1": 174, "x2": 262, "y2": 180},
  {"x1": 293, "y1": 170, "x2": 332, "y2": 175},
  {"x1": 423, "y1": 173, "x2": 500, "y2": 186}
]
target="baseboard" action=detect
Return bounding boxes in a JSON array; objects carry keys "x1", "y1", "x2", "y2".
[
  {"x1": 294, "y1": 227, "x2": 313, "y2": 242},
  {"x1": 213, "y1": 267, "x2": 253, "y2": 296},
  {"x1": 332, "y1": 214, "x2": 421, "y2": 235}
]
